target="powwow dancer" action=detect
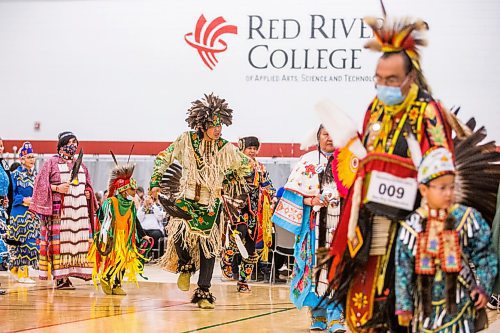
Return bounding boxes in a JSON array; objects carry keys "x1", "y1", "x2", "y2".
[
  {"x1": 220, "y1": 136, "x2": 275, "y2": 293},
  {"x1": 30, "y1": 131, "x2": 96, "y2": 289},
  {"x1": 323, "y1": 9, "x2": 500, "y2": 328},
  {"x1": 89, "y1": 162, "x2": 151, "y2": 295},
  {"x1": 396, "y1": 148, "x2": 497, "y2": 332},
  {"x1": 7, "y1": 142, "x2": 39, "y2": 283},
  {"x1": 0, "y1": 137, "x2": 10, "y2": 272},
  {"x1": 273, "y1": 125, "x2": 346, "y2": 333},
  {"x1": 150, "y1": 93, "x2": 250, "y2": 309},
  {"x1": 321, "y1": 8, "x2": 456, "y2": 331}
]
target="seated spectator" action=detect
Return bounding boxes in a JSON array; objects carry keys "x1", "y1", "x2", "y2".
[
  {"x1": 137, "y1": 195, "x2": 166, "y2": 259},
  {"x1": 94, "y1": 191, "x2": 104, "y2": 210},
  {"x1": 136, "y1": 186, "x2": 145, "y2": 208}
]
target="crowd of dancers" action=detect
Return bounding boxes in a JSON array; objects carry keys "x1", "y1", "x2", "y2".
[{"x1": 1, "y1": 8, "x2": 500, "y2": 333}]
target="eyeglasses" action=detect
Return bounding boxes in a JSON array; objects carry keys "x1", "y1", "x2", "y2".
[
  {"x1": 428, "y1": 184, "x2": 455, "y2": 193},
  {"x1": 373, "y1": 75, "x2": 409, "y2": 87}
]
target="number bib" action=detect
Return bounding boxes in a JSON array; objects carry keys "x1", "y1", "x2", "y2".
[{"x1": 365, "y1": 171, "x2": 418, "y2": 211}]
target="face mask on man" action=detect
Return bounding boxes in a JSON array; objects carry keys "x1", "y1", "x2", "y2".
[
  {"x1": 376, "y1": 76, "x2": 409, "y2": 106},
  {"x1": 126, "y1": 195, "x2": 134, "y2": 201}
]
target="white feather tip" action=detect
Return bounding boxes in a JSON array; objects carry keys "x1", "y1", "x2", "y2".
[{"x1": 314, "y1": 99, "x2": 358, "y2": 148}]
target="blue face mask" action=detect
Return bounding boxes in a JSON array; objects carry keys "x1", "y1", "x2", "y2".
[
  {"x1": 376, "y1": 85, "x2": 405, "y2": 106},
  {"x1": 375, "y1": 76, "x2": 409, "y2": 106}
]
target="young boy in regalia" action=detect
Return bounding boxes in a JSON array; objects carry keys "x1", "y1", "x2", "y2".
[
  {"x1": 395, "y1": 148, "x2": 497, "y2": 332},
  {"x1": 89, "y1": 164, "x2": 151, "y2": 295}
]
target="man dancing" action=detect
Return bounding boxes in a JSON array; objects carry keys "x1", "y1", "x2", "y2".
[
  {"x1": 150, "y1": 93, "x2": 249, "y2": 309},
  {"x1": 220, "y1": 136, "x2": 275, "y2": 292}
]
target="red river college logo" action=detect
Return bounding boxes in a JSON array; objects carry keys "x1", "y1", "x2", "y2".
[{"x1": 184, "y1": 15, "x2": 238, "y2": 70}]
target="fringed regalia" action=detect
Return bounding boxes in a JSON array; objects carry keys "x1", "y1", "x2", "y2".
[
  {"x1": 273, "y1": 150, "x2": 345, "y2": 331},
  {"x1": 30, "y1": 155, "x2": 95, "y2": 280},
  {"x1": 492, "y1": 187, "x2": 500, "y2": 295},
  {"x1": 153, "y1": 93, "x2": 250, "y2": 306},
  {"x1": 396, "y1": 205, "x2": 497, "y2": 332},
  {"x1": 152, "y1": 130, "x2": 249, "y2": 273},
  {"x1": 89, "y1": 194, "x2": 148, "y2": 288},
  {"x1": 0, "y1": 160, "x2": 9, "y2": 265},
  {"x1": 327, "y1": 99, "x2": 500, "y2": 333},
  {"x1": 328, "y1": 86, "x2": 453, "y2": 331},
  {"x1": 7, "y1": 166, "x2": 39, "y2": 269},
  {"x1": 326, "y1": 15, "x2": 454, "y2": 333},
  {"x1": 220, "y1": 160, "x2": 275, "y2": 286}
]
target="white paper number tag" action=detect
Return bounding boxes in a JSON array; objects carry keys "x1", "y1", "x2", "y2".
[{"x1": 365, "y1": 171, "x2": 418, "y2": 211}]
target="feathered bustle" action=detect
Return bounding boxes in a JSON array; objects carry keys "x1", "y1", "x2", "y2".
[
  {"x1": 454, "y1": 126, "x2": 500, "y2": 223},
  {"x1": 158, "y1": 163, "x2": 192, "y2": 220}
]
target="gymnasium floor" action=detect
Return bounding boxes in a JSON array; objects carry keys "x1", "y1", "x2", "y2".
[
  {"x1": 0, "y1": 264, "x2": 310, "y2": 333},
  {"x1": 1, "y1": 264, "x2": 499, "y2": 333}
]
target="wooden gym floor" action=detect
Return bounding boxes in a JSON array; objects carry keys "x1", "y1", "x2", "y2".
[
  {"x1": 1, "y1": 265, "x2": 499, "y2": 333},
  {"x1": 0, "y1": 265, "x2": 310, "y2": 333}
]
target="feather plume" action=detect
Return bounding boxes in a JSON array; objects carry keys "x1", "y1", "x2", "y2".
[
  {"x1": 314, "y1": 99, "x2": 367, "y2": 158},
  {"x1": 107, "y1": 164, "x2": 135, "y2": 197},
  {"x1": 363, "y1": 16, "x2": 429, "y2": 60},
  {"x1": 405, "y1": 127, "x2": 422, "y2": 167},
  {"x1": 315, "y1": 100, "x2": 357, "y2": 148},
  {"x1": 234, "y1": 233, "x2": 249, "y2": 259},
  {"x1": 364, "y1": 12, "x2": 430, "y2": 93},
  {"x1": 300, "y1": 127, "x2": 320, "y2": 150},
  {"x1": 160, "y1": 163, "x2": 183, "y2": 198},
  {"x1": 110, "y1": 150, "x2": 119, "y2": 166},
  {"x1": 157, "y1": 163, "x2": 192, "y2": 220},
  {"x1": 158, "y1": 194, "x2": 192, "y2": 220},
  {"x1": 222, "y1": 193, "x2": 247, "y2": 220},
  {"x1": 379, "y1": 0, "x2": 387, "y2": 18},
  {"x1": 127, "y1": 144, "x2": 135, "y2": 164},
  {"x1": 186, "y1": 93, "x2": 233, "y2": 130},
  {"x1": 444, "y1": 106, "x2": 472, "y2": 140},
  {"x1": 465, "y1": 118, "x2": 476, "y2": 132},
  {"x1": 348, "y1": 177, "x2": 363, "y2": 240},
  {"x1": 454, "y1": 126, "x2": 500, "y2": 223}
]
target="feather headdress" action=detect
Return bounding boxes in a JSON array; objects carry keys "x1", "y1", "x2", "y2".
[
  {"x1": 107, "y1": 163, "x2": 137, "y2": 198},
  {"x1": 363, "y1": 16, "x2": 429, "y2": 69},
  {"x1": 185, "y1": 93, "x2": 233, "y2": 131},
  {"x1": 314, "y1": 99, "x2": 367, "y2": 197},
  {"x1": 364, "y1": 1, "x2": 431, "y2": 92}
]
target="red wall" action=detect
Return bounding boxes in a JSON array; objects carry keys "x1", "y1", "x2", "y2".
[{"x1": 2, "y1": 140, "x2": 309, "y2": 158}]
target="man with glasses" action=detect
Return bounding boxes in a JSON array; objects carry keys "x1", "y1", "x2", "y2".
[
  {"x1": 363, "y1": 49, "x2": 452, "y2": 157},
  {"x1": 395, "y1": 148, "x2": 496, "y2": 332},
  {"x1": 327, "y1": 16, "x2": 454, "y2": 333}
]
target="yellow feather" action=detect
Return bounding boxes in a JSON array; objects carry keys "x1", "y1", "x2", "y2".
[
  {"x1": 364, "y1": 40, "x2": 383, "y2": 52},
  {"x1": 392, "y1": 26, "x2": 412, "y2": 48}
]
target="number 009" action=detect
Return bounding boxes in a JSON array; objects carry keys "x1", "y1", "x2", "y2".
[{"x1": 378, "y1": 184, "x2": 405, "y2": 199}]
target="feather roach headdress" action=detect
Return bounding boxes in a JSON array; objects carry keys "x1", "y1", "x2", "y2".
[
  {"x1": 364, "y1": 1, "x2": 431, "y2": 92},
  {"x1": 107, "y1": 150, "x2": 137, "y2": 198},
  {"x1": 107, "y1": 164, "x2": 137, "y2": 198},
  {"x1": 185, "y1": 93, "x2": 233, "y2": 131}
]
